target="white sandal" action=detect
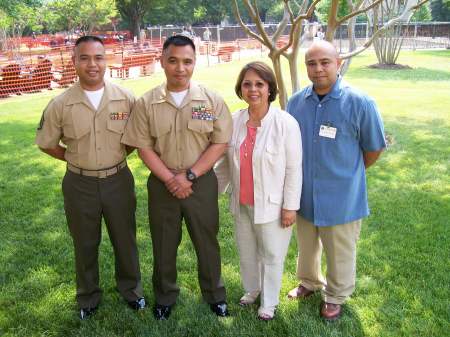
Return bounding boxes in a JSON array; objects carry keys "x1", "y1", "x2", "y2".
[
  {"x1": 239, "y1": 291, "x2": 260, "y2": 306},
  {"x1": 257, "y1": 306, "x2": 276, "y2": 321}
]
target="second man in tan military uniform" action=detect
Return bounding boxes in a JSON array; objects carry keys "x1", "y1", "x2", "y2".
[{"x1": 122, "y1": 35, "x2": 232, "y2": 320}]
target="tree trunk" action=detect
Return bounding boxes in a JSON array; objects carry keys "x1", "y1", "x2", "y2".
[
  {"x1": 371, "y1": 0, "x2": 414, "y2": 65},
  {"x1": 325, "y1": 0, "x2": 340, "y2": 41},
  {"x1": 340, "y1": 0, "x2": 358, "y2": 75},
  {"x1": 287, "y1": 21, "x2": 305, "y2": 94},
  {"x1": 0, "y1": 29, "x2": 8, "y2": 52},
  {"x1": 288, "y1": 55, "x2": 300, "y2": 95},
  {"x1": 133, "y1": 15, "x2": 141, "y2": 39},
  {"x1": 270, "y1": 54, "x2": 288, "y2": 110}
]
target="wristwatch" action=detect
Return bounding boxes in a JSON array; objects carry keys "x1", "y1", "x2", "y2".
[{"x1": 186, "y1": 168, "x2": 197, "y2": 182}]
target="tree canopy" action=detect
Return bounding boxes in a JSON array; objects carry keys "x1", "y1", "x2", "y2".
[
  {"x1": 0, "y1": 0, "x2": 117, "y2": 35},
  {"x1": 116, "y1": 0, "x2": 152, "y2": 36},
  {"x1": 430, "y1": 0, "x2": 450, "y2": 20},
  {"x1": 0, "y1": 0, "x2": 444, "y2": 40}
]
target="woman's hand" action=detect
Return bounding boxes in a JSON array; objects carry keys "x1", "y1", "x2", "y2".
[{"x1": 281, "y1": 209, "x2": 296, "y2": 228}]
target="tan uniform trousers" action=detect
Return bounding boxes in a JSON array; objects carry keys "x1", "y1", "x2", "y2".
[{"x1": 295, "y1": 215, "x2": 361, "y2": 305}]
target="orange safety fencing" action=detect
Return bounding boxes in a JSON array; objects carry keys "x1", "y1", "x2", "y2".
[
  {"x1": 0, "y1": 38, "x2": 163, "y2": 98},
  {"x1": 5, "y1": 31, "x2": 132, "y2": 50},
  {"x1": 0, "y1": 36, "x2": 274, "y2": 99}
]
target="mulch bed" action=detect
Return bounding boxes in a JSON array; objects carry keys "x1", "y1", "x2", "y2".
[{"x1": 368, "y1": 64, "x2": 412, "y2": 70}]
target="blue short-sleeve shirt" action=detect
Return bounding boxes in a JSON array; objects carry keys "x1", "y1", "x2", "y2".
[{"x1": 287, "y1": 77, "x2": 386, "y2": 226}]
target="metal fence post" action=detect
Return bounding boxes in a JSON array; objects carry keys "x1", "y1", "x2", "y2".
[
  {"x1": 217, "y1": 25, "x2": 221, "y2": 63},
  {"x1": 413, "y1": 23, "x2": 418, "y2": 51}
]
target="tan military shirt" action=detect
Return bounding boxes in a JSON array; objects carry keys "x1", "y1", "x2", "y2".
[
  {"x1": 122, "y1": 82, "x2": 232, "y2": 170},
  {"x1": 35, "y1": 81, "x2": 135, "y2": 170}
]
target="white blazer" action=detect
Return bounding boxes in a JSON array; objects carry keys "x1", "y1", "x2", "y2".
[{"x1": 215, "y1": 106, "x2": 302, "y2": 224}]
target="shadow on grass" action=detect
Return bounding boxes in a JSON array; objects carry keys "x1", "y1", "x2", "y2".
[{"x1": 347, "y1": 67, "x2": 450, "y2": 82}]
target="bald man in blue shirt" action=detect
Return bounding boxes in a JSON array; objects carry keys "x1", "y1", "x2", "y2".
[{"x1": 287, "y1": 41, "x2": 386, "y2": 321}]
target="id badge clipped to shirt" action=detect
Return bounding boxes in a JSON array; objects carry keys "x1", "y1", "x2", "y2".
[{"x1": 319, "y1": 124, "x2": 337, "y2": 139}]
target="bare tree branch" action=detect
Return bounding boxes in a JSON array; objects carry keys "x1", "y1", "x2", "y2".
[
  {"x1": 293, "y1": 0, "x2": 322, "y2": 25},
  {"x1": 280, "y1": 0, "x2": 309, "y2": 58},
  {"x1": 278, "y1": 0, "x2": 322, "y2": 55},
  {"x1": 284, "y1": 0, "x2": 296, "y2": 23},
  {"x1": 412, "y1": 0, "x2": 430, "y2": 9},
  {"x1": 272, "y1": 2, "x2": 291, "y2": 42},
  {"x1": 243, "y1": 0, "x2": 273, "y2": 47},
  {"x1": 340, "y1": 0, "x2": 419, "y2": 59},
  {"x1": 340, "y1": 0, "x2": 362, "y2": 74},
  {"x1": 232, "y1": 0, "x2": 265, "y2": 45},
  {"x1": 337, "y1": 0, "x2": 383, "y2": 25}
]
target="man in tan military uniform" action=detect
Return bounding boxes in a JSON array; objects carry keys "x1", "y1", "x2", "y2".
[
  {"x1": 35, "y1": 36, "x2": 145, "y2": 320},
  {"x1": 122, "y1": 35, "x2": 232, "y2": 320}
]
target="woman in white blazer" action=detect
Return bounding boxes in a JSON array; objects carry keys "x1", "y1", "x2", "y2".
[{"x1": 215, "y1": 62, "x2": 302, "y2": 320}]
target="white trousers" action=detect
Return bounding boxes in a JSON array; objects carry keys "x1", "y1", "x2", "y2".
[{"x1": 235, "y1": 205, "x2": 293, "y2": 309}]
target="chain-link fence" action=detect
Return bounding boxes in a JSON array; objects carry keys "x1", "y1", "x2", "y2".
[{"x1": 147, "y1": 22, "x2": 450, "y2": 50}]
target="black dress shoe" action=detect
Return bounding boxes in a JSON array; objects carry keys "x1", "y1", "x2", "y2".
[
  {"x1": 79, "y1": 306, "x2": 98, "y2": 320},
  {"x1": 210, "y1": 301, "x2": 229, "y2": 317},
  {"x1": 128, "y1": 297, "x2": 146, "y2": 310},
  {"x1": 153, "y1": 303, "x2": 172, "y2": 320}
]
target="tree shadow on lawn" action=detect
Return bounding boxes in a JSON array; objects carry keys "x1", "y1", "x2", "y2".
[
  {"x1": 355, "y1": 117, "x2": 449, "y2": 337},
  {"x1": 347, "y1": 67, "x2": 450, "y2": 82}
]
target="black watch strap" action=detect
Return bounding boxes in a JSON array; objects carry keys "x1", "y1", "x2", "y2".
[{"x1": 186, "y1": 168, "x2": 197, "y2": 182}]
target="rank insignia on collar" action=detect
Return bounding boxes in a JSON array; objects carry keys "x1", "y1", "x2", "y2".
[
  {"x1": 191, "y1": 105, "x2": 216, "y2": 121},
  {"x1": 110, "y1": 112, "x2": 129, "y2": 120}
]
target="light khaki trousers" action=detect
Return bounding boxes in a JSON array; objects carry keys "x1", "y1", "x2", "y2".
[
  {"x1": 295, "y1": 215, "x2": 361, "y2": 305},
  {"x1": 236, "y1": 205, "x2": 293, "y2": 309}
]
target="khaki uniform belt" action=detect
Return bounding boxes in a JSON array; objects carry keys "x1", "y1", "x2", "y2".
[
  {"x1": 67, "y1": 160, "x2": 127, "y2": 178},
  {"x1": 169, "y1": 169, "x2": 187, "y2": 175}
]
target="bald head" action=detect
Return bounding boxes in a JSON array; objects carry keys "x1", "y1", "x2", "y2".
[
  {"x1": 304, "y1": 40, "x2": 341, "y2": 95},
  {"x1": 305, "y1": 40, "x2": 339, "y2": 62}
]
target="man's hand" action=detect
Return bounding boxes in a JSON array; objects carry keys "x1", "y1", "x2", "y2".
[
  {"x1": 165, "y1": 173, "x2": 193, "y2": 199},
  {"x1": 363, "y1": 149, "x2": 383, "y2": 168},
  {"x1": 39, "y1": 145, "x2": 66, "y2": 161},
  {"x1": 281, "y1": 209, "x2": 296, "y2": 228}
]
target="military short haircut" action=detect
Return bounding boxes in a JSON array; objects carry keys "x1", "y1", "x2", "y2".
[
  {"x1": 75, "y1": 35, "x2": 104, "y2": 46},
  {"x1": 163, "y1": 35, "x2": 195, "y2": 53}
]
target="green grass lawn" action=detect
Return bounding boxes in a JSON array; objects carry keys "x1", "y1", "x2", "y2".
[{"x1": 0, "y1": 50, "x2": 449, "y2": 337}]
